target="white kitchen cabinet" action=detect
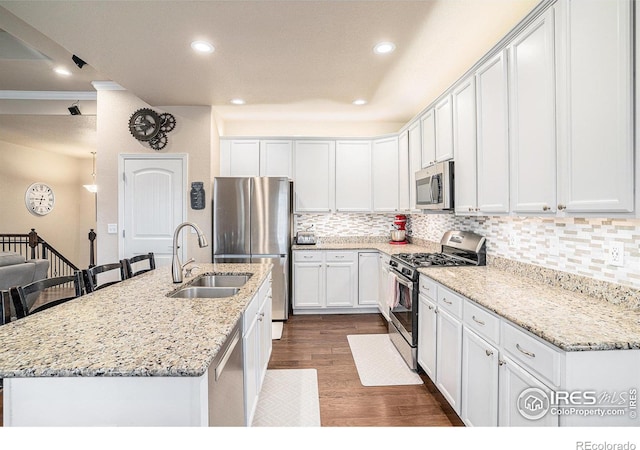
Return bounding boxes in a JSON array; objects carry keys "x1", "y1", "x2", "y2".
[
  {"x1": 293, "y1": 140, "x2": 335, "y2": 213},
  {"x1": 243, "y1": 274, "x2": 272, "y2": 426},
  {"x1": 509, "y1": 8, "x2": 557, "y2": 214},
  {"x1": 555, "y1": 0, "x2": 634, "y2": 213},
  {"x1": 372, "y1": 136, "x2": 400, "y2": 212},
  {"x1": 325, "y1": 251, "x2": 357, "y2": 308},
  {"x1": 452, "y1": 75, "x2": 478, "y2": 215},
  {"x1": 476, "y1": 50, "x2": 510, "y2": 214},
  {"x1": 435, "y1": 304, "x2": 463, "y2": 415},
  {"x1": 407, "y1": 121, "x2": 422, "y2": 211},
  {"x1": 498, "y1": 354, "x2": 558, "y2": 427},
  {"x1": 292, "y1": 252, "x2": 325, "y2": 309},
  {"x1": 377, "y1": 253, "x2": 391, "y2": 321},
  {"x1": 461, "y1": 328, "x2": 499, "y2": 426},
  {"x1": 335, "y1": 140, "x2": 372, "y2": 212},
  {"x1": 260, "y1": 140, "x2": 292, "y2": 178},
  {"x1": 435, "y1": 95, "x2": 454, "y2": 162},
  {"x1": 358, "y1": 252, "x2": 379, "y2": 306},
  {"x1": 398, "y1": 130, "x2": 410, "y2": 211},
  {"x1": 220, "y1": 140, "x2": 261, "y2": 177},
  {"x1": 420, "y1": 109, "x2": 436, "y2": 167},
  {"x1": 417, "y1": 293, "x2": 437, "y2": 382}
]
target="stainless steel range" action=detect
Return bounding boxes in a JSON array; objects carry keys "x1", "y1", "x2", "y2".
[{"x1": 388, "y1": 230, "x2": 486, "y2": 371}]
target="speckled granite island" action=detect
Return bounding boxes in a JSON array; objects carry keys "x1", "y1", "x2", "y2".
[{"x1": 0, "y1": 263, "x2": 272, "y2": 426}]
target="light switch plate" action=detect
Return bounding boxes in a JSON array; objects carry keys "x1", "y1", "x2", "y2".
[{"x1": 107, "y1": 223, "x2": 118, "y2": 234}]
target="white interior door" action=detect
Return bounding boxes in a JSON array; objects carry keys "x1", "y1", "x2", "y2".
[{"x1": 121, "y1": 155, "x2": 186, "y2": 267}]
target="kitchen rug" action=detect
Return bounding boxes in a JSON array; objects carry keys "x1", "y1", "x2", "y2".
[
  {"x1": 347, "y1": 334, "x2": 423, "y2": 386},
  {"x1": 272, "y1": 321, "x2": 283, "y2": 340},
  {"x1": 252, "y1": 369, "x2": 321, "y2": 427}
]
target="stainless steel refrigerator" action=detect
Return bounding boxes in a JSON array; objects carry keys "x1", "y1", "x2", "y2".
[{"x1": 213, "y1": 177, "x2": 291, "y2": 320}]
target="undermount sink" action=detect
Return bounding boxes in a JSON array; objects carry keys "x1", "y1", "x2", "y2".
[
  {"x1": 168, "y1": 286, "x2": 239, "y2": 299},
  {"x1": 190, "y1": 274, "x2": 251, "y2": 288}
]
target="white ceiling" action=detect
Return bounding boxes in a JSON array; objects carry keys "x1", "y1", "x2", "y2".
[{"x1": 0, "y1": 0, "x2": 540, "y2": 157}]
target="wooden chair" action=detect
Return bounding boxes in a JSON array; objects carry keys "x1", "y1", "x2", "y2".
[
  {"x1": 1, "y1": 290, "x2": 11, "y2": 325},
  {"x1": 123, "y1": 252, "x2": 156, "y2": 278},
  {"x1": 82, "y1": 261, "x2": 128, "y2": 293},
  {"x1": 9, "y1": 271, "x2": 84, "y2": 319}
]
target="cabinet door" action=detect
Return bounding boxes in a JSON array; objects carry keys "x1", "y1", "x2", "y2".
[
  {"x1": 358, "y1": 252, "x2": 379, "y2": 306},
  {"x1": 292, "y1": 262, "x2": 324, "y2": 308},
  {"x1": 435, "y1": 95, "x2": 453, "y2": 162},
  {"x1": 258, "y1": 289, "x2": 272, "y2": 381},
  {"x1": 260, "y1": 140, "x2": 292, "y2": 178},
  {"x1": 227, "y1": 140, "x2": 261, "y2": 177},
  {"x1": 417, "y1": 294, "x2": 437, "y2": 382},
  {"x1": 293, "y1": 140, "x2": 335, "y2": 212},
  {"x1": 335, "y1": 140, "x2": 372, "y2": 212},
  {"x1": 421, "y1": 109, "x2": 436, "y2": 167},
  {"x1": 509, "y1": 8, "x2": 557, "y2": 214},
  {"x1": 476, "y1": 50, "x2": 510, "y2": 214},
  {"x1": 378, "y1": 254, "x2": 391, "y2": 321},
  {"x1": 407, "y1": 121, "x2": 422, "y2": 211},
  {"x1": 243, "y1": 315, "x2": 259, "y2": 425},
  {"x1": 435, "y1": 307, "x2": 462, "y2": 414},
  {"x1": 461, "y1": 328, "x2": 499, "y2": 427},
  {"x1": 556, "y1": 0, "x2": 633, "y2": 213},
  {"x1": 325, "y1": 262, "x2": 357, "y2": 307},
  {"x1": 372, "y1": 136, "x2": 399, "y2": 212},
  {"x1": 398, "y1": 131, "x2": 410, "y2": 211},
  {"x1": 498, "y1": 355, "x2": 558, "y2": 427},
  {"x1": 452, "y1": 76, "x2": 478, "y2": 215}
]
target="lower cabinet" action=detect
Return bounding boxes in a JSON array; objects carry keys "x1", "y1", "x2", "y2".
[
  {"x1": 417, "y1": 293, "x2": 437, "y2": 381},
  {"x1": 461, "y1": 328, "x2": 499, "y2": 426},
  {"x1": 377, "y1": 253, "x2": 391, "y2": 320},
  {"x1": 243, "y1": 274, "x2": 273, "y2": 426},
  {"x1": 435, "y1": 307, "x2": 463, "y2": 415},
  {"x1": 293, "y1": 250, "x2": 378, "y2": 313}
]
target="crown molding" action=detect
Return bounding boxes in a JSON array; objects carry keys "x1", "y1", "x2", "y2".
[
  {"x1": 91, "y1": 81, "x2": 125, "y2": 91},
  {"x1": 0, "y1": 90, "x2": 97, "y2": 100}
]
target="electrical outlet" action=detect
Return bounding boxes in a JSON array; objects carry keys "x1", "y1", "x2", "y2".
[
  {"x1": 508, "y1": 234, "x2": 518, "y2": 248},
  {"x1": 607, "y1": 242, "x2": 624, "y2": 267}
]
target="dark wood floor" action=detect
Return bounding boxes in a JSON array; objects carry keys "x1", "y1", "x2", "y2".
[
  {"x1": 269, "y1": 313, "x2": 464, "y2": 427},
  {"x1": 0, "y1": 313, "x2": 464, "y2": 427}
]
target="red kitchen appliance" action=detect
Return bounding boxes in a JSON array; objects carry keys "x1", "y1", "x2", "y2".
[{"x1": 390, "y1": 214, "x2": 408, "y2": 245}]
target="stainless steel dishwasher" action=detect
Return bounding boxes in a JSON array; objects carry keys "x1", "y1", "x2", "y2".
[{"x1": 208, "y1": 321, "x2": 245, "y2": 426}]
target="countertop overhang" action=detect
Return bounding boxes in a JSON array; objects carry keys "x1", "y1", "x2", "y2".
[{"x1": 0, "y1": 263, "x2": 272, "y2": 378}]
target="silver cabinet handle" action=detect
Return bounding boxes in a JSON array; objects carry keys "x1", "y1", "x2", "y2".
[
  {"x1": 335, "y1": 255, "x2": 345, "y2": 259},
  {"x1": 442, "y1": 298, "x2": 452, "y2": 305},
  {"x1": 472, "y1": 315, "x2": 485, "y2": 326},
  {"x1": 516, "y1": 343, "x2": 536, "y2": 358},
  {"x1": 499, "y1": 359, "x2": 506, "y2": 366},
  {"x1": 428, "y1": 305, "x2": 434, "y2": 310},
  {"x1": 542, "y1": 205, "x2": 550, "y2": 211},
  {"x1": 303, "y1": 255, "x2": 312, "y2": 259},
  {"x1": 485, "y1": 349, "x2": 493, "y2": 357},
  {"x1": 558, "y1": 204, "x2": 566, "y2": 210}
]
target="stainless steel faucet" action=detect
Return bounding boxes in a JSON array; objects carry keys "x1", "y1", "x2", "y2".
[{"x1": 172, "y1": 222, "x2": 208, "y2": 283}]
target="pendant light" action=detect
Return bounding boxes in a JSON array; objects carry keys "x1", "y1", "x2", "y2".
[{"x1": 83, "y1": 151, "x2": 98, "y2": 193}]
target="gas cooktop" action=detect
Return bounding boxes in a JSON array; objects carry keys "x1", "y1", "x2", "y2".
[{"x1": 393, "y1": 252, "x2": 475, "y2": 267}]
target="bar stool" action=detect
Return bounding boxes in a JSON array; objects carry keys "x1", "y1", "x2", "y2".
[
  {"x1": 9, "y1": 271, "x2": 84, "y2": 319},
  {"x1": 123, "y1": 252, "x2": 156, "y2": 278},
  {"x1": 82, "y1": 261, "x2": 128, "y2": 293}
]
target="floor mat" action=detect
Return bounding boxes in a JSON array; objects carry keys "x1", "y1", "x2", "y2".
[
  {"x1": 347, "y1": 334, "x2": 423, "y2": 386},
  {"x1": 272, "y1": 321, "x2": 283, "y2": 340},
  {"x1": 252, "y1": 369, "x2": 321, "y2": 427}
]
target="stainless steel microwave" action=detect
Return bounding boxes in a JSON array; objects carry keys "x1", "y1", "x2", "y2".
[{"x1": 415, "y1": 160, "x2": 454, "y2": 210}]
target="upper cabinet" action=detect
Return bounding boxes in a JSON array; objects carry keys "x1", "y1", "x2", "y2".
[
  {"x1": 452, "y1": 75, "x2": 478, "y2": 215},
  {"x1": 555, "y1": 0, "x2": 634, "y2": 213},
  {"x1": 475, "y1": 50, "x2": 510, "y2": 214},
  {"x1": 372, "y1": 136, "x2": 400, "y2": 212},
  {"x1": 293, "y1": 140, "x2": 335, "y2": 213},
  {"x1": 335, "y1": 140, "x2": 372, "y2": 212},
  {"x1": 509, "y1": 8, "x2": 557, "y2": 214},
  {"x1": 420, "y1": 109, "x2": 436, "y2": 168},
  {"x1": 220, "y1": 139, "x2": 292, "y2": 178},
  {"x1": 407, "y1": 121, "x2": 422, "y2": 211},
  {"x1": 435, "y1": 95, "x2": 454, "y2": 162},
  {"x1": 398, "y1": 130, "x2": 410, "y2": 211}
]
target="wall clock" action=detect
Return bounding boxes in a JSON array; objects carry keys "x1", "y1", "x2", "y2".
[
  {"x1": 128, "y1": 108, "x2": 176, "y2": 151},
  {"x1": 25, "y1": 182, "x2": 55, "y2": 216}
]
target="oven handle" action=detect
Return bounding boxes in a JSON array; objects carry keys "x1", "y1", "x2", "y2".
[{"x1": 391, "y1": 271, "x2": 414, "y2": 293}]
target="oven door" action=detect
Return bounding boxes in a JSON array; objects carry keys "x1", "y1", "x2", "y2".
[{"x1": 389, "y1": 269, "x2": 417, "y2": 346}]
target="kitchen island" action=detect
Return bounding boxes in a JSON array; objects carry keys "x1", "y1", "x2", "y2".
[{"x1": 0, "y1": 262, "x2": 272, "y2": 426}]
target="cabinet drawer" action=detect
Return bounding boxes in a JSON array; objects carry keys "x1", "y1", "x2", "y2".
[
  {"x1": 294, "y1": 251, "x2": 323, "y2": 263},
  {"x1": 463, "y1": 300, "x2": 500, "y2": 345},
  {"x1": 326, "y1": 251, "x2": 356, "y2": 262},
  {"x1": 501, "y1": 321, "x2": 562, "y2": 387},
  {"x1": 419, "y1": 275, "x2": 437, "y2": 300},
  {"x1": 437, "y1": 286, "x2": 463, "y2": 318}
]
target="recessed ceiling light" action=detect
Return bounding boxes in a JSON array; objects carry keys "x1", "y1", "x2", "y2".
[
  {"x1": 373, "y1": 42, "x2": 396, "y2": 55},
  {"x1": 353, "y1": 99, "x2": 367, "y2": 106},
  {"x1": 191, "y1": 40, "x2": 215, "y2": 53},
  {"x1": 54, "y1": 67, "x2": 72, "y2": 76},
  {"x1": 230, "y1": 98, "x2": 245, "y2": 105}
]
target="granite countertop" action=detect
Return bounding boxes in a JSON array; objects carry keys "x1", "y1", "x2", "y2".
[
  {"x1": 418, "y1": 266, "x2": 640, "y2": 352},
  {"x1": 0, "y1": 263, "x2": 272, "y2": 378}
]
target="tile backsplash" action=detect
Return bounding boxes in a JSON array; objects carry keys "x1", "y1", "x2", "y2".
[{"x1": 296, "y1": 213, "x2": 640, "y2": 291}]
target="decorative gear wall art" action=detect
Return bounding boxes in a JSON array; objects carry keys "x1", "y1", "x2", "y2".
[{"x1": 128, "y1": 108, "x2": 176, "y2": 151}]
